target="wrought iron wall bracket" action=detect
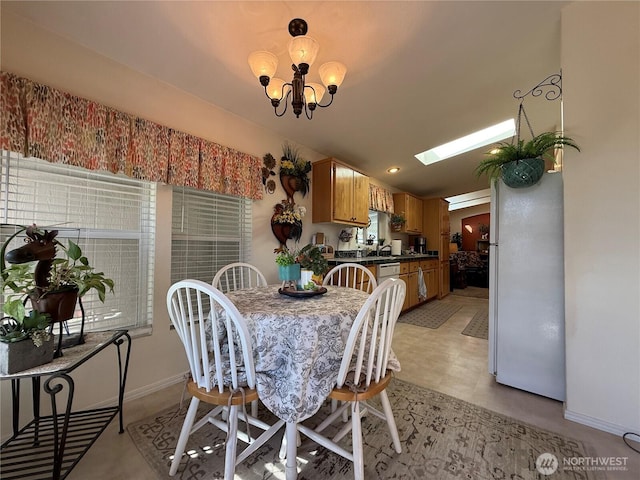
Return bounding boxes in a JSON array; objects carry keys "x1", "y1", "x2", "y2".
[{"x1": 513, "y1": 71, "x2": 562, "y2": 103}]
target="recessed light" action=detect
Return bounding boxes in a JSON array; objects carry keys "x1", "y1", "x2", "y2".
[
  {"x1": 387, "y1": 167, "x2": 400, "y2": 174},
  {"x1": 415, "y1": 119, "x2": 516, "y2": 165}
]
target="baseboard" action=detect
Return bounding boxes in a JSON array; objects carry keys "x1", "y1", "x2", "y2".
[
  {"x1": 564, "y1": 408, "x2": 640, "y2": 441},
  {"x1": 91, "y1": 372, "x2": 188, "y2": 409}
]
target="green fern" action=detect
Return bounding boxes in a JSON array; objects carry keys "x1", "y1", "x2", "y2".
[{"x1": 476, "y1": 132, "x2": 580, "y2": 180}]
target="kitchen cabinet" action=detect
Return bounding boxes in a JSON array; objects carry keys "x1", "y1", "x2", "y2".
[
  {"x1": 312, "y1": 158, "x2": 370, "y2": 226},
  {"x1": 423, "y1": 197, "x2": 451, "y2": 299},
  {"x1": 420, "y1": 259, "x2": 438, "y2": 300},
  {"x1": 392, "y1": 193, "x2": 423, "y2": 234},
  {"x1": 399, "y1": 262, "x2": 410, "y2": 311},
  {"x1": 400, "y1": 260, "x2": 435, "y2": 311},
  {"x1": 361, "y1": 264, "x2": 377, "y2": 292}
]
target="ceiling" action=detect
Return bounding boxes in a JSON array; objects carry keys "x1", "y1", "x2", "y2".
[{"x1": 2, "y1": 1, "x2": 569, "y2": 200}]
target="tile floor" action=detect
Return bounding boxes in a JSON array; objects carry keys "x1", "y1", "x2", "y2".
[{"x1": 68, "y1": 290, "x2": 639, "y2": 479}]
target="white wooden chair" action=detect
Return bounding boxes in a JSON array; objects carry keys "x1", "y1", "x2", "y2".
[
  {"x1": 166, "y1": 280, "x2": 284, "y2": 480},
  {"x1": 297, "y1": 278, "x2": 406, "y2": 480},
  {"x1": 213, "y1": 262, "x2": 267, "y2": 293},
  {"x1": 322, "y1": 263, "x2": 377, "y2": 293},
  {"x1": 212, "y1": 263, "x2": 266, "y2": 417},
  {"x1": 323, "y1": 263, "x2": 379, "y2": 416}
]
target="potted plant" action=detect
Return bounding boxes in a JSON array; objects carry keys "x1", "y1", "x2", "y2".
[
  {"x1": 297, "y1": 244, "x2": 329, "y2": 289},
  {"x1": 475, "y1": 131, "x2": 580, "y2": 188},
  {"x1": 275, "y1": 246, "x2": 301, "y2": 287},
  {"x1": 0, "y1": 306, "x2": 54, "y2": 374},
  {"x1": 1, "y1": 225, "x2": 115, "y2": 351},
  {"x1": 390, "y1": 212, "x2": 406, "y2": 232}
]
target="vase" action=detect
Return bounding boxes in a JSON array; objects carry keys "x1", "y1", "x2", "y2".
[
  {"x1": 0, "y1": 336, "x2": 55, "y2": 374},
  {"x1": 297, "y1": 269, "x2": 314, "y2": 288},
  {"x1": 501, "y1": 157, "x2": 545, "y2": 188},
  {"x1": 278, "y1": 264, "x2": 301, "y2": 282}
]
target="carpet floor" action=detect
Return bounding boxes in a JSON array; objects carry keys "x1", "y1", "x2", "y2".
[
  {"x1": 127, "y1": 379, "x2": 600, "y2": 480},
  {"x1": 461, "y1": 307, "x2": 489, "y2": 339},
  {"x1": 398, "y1": 301, "x2": 462, "y2": 329},
  {"x1": 452, "y1": 286, "x2": 490, "y2": 299}
]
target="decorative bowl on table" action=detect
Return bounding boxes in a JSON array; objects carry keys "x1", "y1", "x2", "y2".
[{"x1": 278, "y1": 285, "x2": 327, "y2": 298}]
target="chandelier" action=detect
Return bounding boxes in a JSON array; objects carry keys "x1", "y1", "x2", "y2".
[{"x1": 248, "y1": 18, "x2": 347, "y2": 120}]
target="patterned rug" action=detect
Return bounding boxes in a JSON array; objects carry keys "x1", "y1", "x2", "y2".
[
  {"x1": 127, "y1": 379, "x2": 600, "y2": 480},
  {"x1": 452, "y1": 286, "x2": 490, "y2": 299},
  {"x1": 398, "y1": 301, "x2": 462, "y2": 329},
  {"x1": 461, "y1": 307, "x2": 489, "y2": 339}
]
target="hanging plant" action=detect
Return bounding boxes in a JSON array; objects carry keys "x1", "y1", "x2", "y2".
[
  {"x1": 280, "y1": 142, "x2": 311, "y2": 200},
  {"x1": 476, "y1": 132, "x2": 580, "y2": 187},
  {"x1": 390, "y1": 212, "x2": 406, "y2": 231},
  {"x1": 476, "y1": 76, "x2": 580, "y2": 188}
]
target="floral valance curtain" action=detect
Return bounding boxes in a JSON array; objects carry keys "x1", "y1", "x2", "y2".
[
  {"x1": 369, "y1": 184, "x2": 394, "y2": 213},
  {"x1": 0, "y1": 72, "x2": 263, "y2": 200}
]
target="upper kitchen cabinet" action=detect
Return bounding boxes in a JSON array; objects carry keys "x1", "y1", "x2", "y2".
[
  {"x1": 312, "y1": 158, "x2": 370, "y2": 226},
  {"x1": 392, "y1": 193, "x2": 423, "y2": 234},
  {"x1": 423, "y1": 197, "x2": 450, "y2": 238},
  {"x1": 423, "y1": 197, "x2": 451, "y2": 299}
]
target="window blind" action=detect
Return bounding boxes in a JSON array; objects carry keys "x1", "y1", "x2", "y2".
[
  {"x1": 171, "y1": 187, "x2": 252, "y2": 285},
  {"x1": 0, "y1": 151, "x2": 156, "y2": 333}
]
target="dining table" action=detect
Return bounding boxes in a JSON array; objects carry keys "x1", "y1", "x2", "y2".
[{"x1": 222, "y1": 284, "x2": 401, "y2": 480}]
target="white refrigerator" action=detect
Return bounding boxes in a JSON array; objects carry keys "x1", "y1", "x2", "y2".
[{"x1": 488, "y1": 172, "x2": 566, "y2": 401}]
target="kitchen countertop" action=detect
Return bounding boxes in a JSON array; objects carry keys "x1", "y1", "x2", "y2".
[{"x1": 328, "y1": 254, "x2": 438, "y2": 266}]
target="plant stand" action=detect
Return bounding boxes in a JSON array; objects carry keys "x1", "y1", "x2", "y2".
[
  {"x1": 0, "y1": 330, "x2": 131, "y2": 480},
  {"x1": 51, "y1": 297, "x2": 87, "y2": 358}
]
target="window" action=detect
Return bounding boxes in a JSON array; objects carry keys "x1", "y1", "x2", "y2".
[
  {"x1": 0, "y1": 152, "x2": 156, "y2": 333},
  {"x1": 171, "y1": 187, "x2": 252, "y2": 284},
  {"x1": 356, "y1": 211, "x2": 380, "y2": 245}
]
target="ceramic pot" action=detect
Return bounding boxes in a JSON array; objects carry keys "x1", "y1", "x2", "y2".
[
  {"x1": 501, "y1": 157, "x2": 545, "y2": 188},
  {"x1": 278, "y1": 264, "x2": 301, "y2": 282},
  {"x1": 297, "y1": 269, "x2": 314, "y2": 288}
]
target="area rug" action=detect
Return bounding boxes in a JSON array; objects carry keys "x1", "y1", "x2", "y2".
[
  {"x1": 128, "y1": 379, "x2": 600, "y2": 480},
  {"x1": 461, "y1": 307, "x2": 489, "y2": 339},
  {"x1": 397, "y1": 301, "x2": 462, "y2": 329},
  {"x1": 452, "y1": 286, "x2": 490, "y2": 299}
]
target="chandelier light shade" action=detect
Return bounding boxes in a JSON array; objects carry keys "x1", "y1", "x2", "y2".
[
  {"x1": 248, "y1": 51, "x2": 279, "y2": 79},
  {"x1": 247, "y1": 18, "x2": 347, "y2": 119}
]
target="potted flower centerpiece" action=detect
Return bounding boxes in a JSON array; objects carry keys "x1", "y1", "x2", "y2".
[
  {"x1": 296, "y1": 244, "x2": 329, "y2": 289},
  {"x1": 475, "y1": 131, "x2": 580, "y2": 188}
]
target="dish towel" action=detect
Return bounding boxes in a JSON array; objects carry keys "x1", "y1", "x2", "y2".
[{"x1": 418, "y1": 267, "x2": 427, "y2": 301}]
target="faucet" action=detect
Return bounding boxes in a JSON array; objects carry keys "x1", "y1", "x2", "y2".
[{"x1": 378, "y1": 244, "x2": 392, "y2": 256}]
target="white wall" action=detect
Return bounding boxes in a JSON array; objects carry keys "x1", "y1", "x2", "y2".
[
  {"x1": 0, "y1": 12, "x2": 332, "y2": 439},
  {"x1": 562, "y1": 2, "x2": 640, "y2": 435}
]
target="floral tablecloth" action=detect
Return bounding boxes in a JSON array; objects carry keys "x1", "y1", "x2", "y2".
[{"x1": 224, "y1": 285, "x2": 400, "y2": 423}]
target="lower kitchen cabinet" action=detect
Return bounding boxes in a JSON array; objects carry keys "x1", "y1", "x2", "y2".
[{"x1": 399, "y1": 259, "x2": 440, "y2": 312}]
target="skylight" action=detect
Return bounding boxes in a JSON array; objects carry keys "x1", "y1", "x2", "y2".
[
  {"x1": 445, "y1": 189, "x2": 491, "y2": 210},
  {"x1": 415, "y1": 119, "x2": 516, "y2": 166}
]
